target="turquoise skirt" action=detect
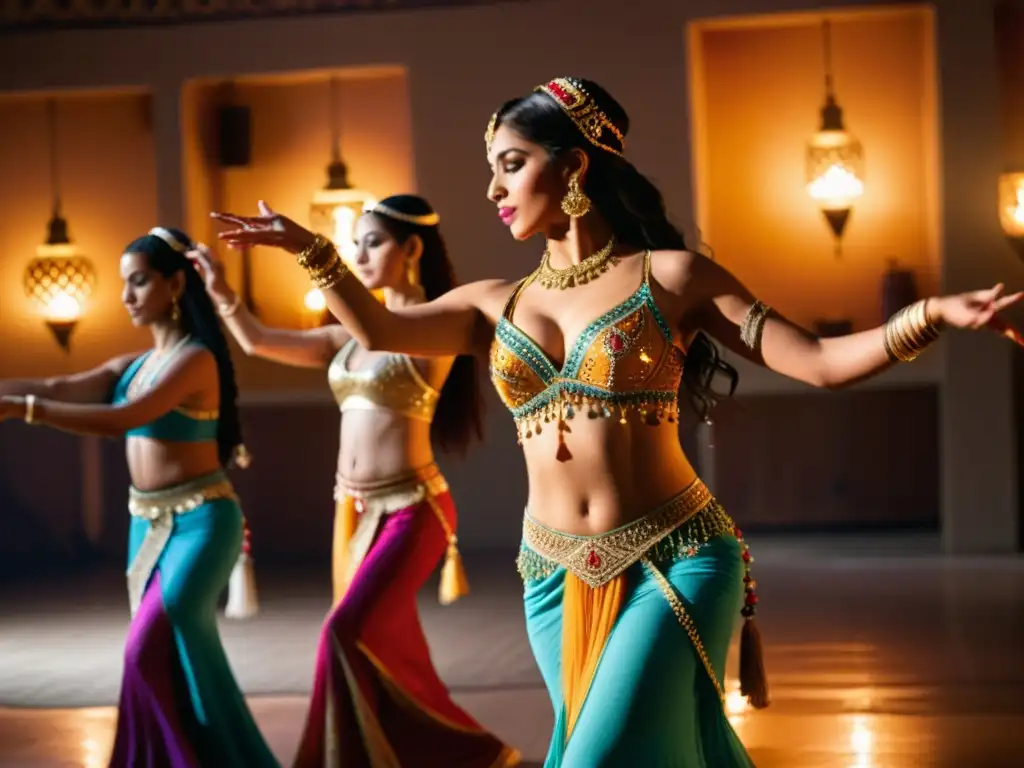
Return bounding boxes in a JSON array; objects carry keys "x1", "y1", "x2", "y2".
[{"x1": 518, "y1": 488, "x2": 756, "y2": 767}]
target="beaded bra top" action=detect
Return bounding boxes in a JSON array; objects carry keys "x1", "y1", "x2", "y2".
[
  {"x1": 328, "y1": 338, "x2": 440, "y2": 423},
  {"x1": 489, "y1": 251, "x2": 685, "y2": 449}
]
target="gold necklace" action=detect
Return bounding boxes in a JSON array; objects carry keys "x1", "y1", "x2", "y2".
[{"x1": 537, "y1": 236, "x2": 618, "y2": 290}]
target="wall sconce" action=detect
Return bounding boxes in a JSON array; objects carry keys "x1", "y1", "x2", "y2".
[
  {"x1": 24, "y1": 98, "x2": 96, "y2": 352},
  {"x1": 309, "y1": 77, "x2": 376, "y2": 264},
  {"x1": 806, "y1": 20, "x2": 864, "y2": 257},
  {"x1": 24, "y1": 244, "x2": 96, "y2": 352},
  {"x1": 998, "y1": 172, "x2": 1024, "y2": 260}
]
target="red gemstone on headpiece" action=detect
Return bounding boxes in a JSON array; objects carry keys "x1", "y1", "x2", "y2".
[
  {"x1": 742, "y1": 550, "x2": 752, "y2": 563},
  {"x1": 608, "y1": 333, "x2": 625, "y2": 353},
  {"x1": 733, "y1": 526, "x2": 743, "y2": 538},
  {"x1": 587, "y1": 550, "x2": 601, "y2": 568},
  {"x1": 745, "y1": 593, "x2": 759, "y2": 606},
  {"x1": 548, "y1": 82, "x2": 573, "y2": 106}
]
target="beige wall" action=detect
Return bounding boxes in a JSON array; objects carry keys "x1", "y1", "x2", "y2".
[
  {"x1": 182, "y1": 70, "x2": 415, "y2": 393},
  {"x1": 0, "y1": 0, "x2": 1019, "y2": 554},
  {"x1": 693, "y1": 8, "x2": 939, "y2": 332}
]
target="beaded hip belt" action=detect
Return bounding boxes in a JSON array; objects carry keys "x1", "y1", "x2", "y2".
[
  {"x1": 518, "y1": 478, "x2": 736, "y2": 588},
  {"x1": 126, "y1": 471, "x2": 237, "y2": 617},
  {"x1": 336, "y1": 464, "x2": 451, "y2": 582}
]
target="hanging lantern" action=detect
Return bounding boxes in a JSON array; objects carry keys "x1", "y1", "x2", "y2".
[
  {"x1": 998, "y1": 172, "x2": 1024, "y2": 260},
  {"x1": 24, "y1": 99, "x2": 96, "y2": 352},
  {"x1": 806, "y1": 20, "x2": 864, "y2": 257},
  {"x1": 308, "y1": 159, "x2": 376, "y2": 265},
  {"x1": 307, "y1": 76, "x2": 376, "y2": 314}
]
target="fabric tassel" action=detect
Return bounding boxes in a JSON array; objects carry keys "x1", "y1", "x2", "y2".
[
  {"x1": 739, "y1": 617, "x2": 769, "y2": 709},
  {"x1": 439, "y1": 537, "x2": 469, "y2": 605},
  {"x1": 225, "y1": 519, "x2": 259, "y2": 620}
]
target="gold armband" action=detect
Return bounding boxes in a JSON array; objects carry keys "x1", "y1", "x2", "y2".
[
  {"x1": 883, "y1": 299, "x2": 942, "y2": 363},
  {"x1": 740, "y1": 300, "x2": 772, "y2": 352}
]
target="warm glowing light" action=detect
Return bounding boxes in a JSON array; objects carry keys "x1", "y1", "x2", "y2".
[
  {"x1": 848, "y1": 714, "x2": 874, "y2": 768},
  {"x1": 724, "y1": 679, "x2": 749, "y2": 728},
  {"x1": 309, "y1": 188, "x2": 377, "y2": 263},
  {"x1": 807, "y1": 164, "x2": 865, "y2": 209},
  {"x1": 24, "y1": 252, "x2": 96, "y2": 318},
  {"x1": 79, "y1": 708, "x2": 114, "y2": 768},
  {"x1": 998, "y1": 172, "x2": 1024, "y2": 238},
  {"x1": 304, "y1": 288, "x2": 327, "y2": 312},
  {"x1": 726, "y1": 688, "x2": 748, "y2": 716},
  {"x1": 81, "y1": 737, "x2": 105, "y2": 768},
  {"x1": 806, "y1": 129, "x2": 864, "y2": 211},
  {"x1": 45, "y1": 290, "x2": 83, "y2": 322}
]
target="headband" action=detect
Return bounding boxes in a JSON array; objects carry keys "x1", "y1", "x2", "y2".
[
  {"x1": 148, "y1": 227, "x2": 189, "y2": 253},
  {"x1": 485, "y1": 78, "x2": 626, "y2": 157},
  {"x1": 364, "y1": 202, "x2": 440, "y2": 227}
]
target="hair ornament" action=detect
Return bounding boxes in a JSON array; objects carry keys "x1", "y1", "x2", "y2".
[
  {"x1": 148, "y1": 227, "x2": 189, "y2": 253},
  {"x1": 364, "y1": 202, "x2": 440, "y2": 227},
  {"x1": 534, "y1": 77, "x2": 625, "y2": 156}
]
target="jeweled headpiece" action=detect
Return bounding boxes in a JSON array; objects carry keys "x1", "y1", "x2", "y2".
[
  {"x1": 485, "y1": 112, "x2": 498, "y2": 153},
  {"x1": 364, "y1": 202, "x2": 440, "y2": 227},
  {"x1": 535, "y1": 77, "x2": 625, "y2": 156}
]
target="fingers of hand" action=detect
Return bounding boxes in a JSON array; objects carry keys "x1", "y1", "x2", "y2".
[
  {"x1": 210, "y1": 212, "x2": 253, "y2": 227},
  {"x1": 258, "y1": 200, "x2": 276, "y2": 217},
  {"x1": 994, "y1": 291, "x2": 1024, "y2": 312}
]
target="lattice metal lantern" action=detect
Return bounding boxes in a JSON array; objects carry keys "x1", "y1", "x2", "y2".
[
  {"x1": 805, "y1": 20, "x2": 864, "y2": 257},
  {"x1": 307, "y1": 159, "x2": 376, "y2": 322},
  {"x1": 24, "y1": 215, "x2": 96, "y2": 351}
]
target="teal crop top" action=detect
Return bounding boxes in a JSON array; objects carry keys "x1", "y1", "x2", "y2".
[{"x1": 111, "y1": 343, "x2": 219, "y2": 443}]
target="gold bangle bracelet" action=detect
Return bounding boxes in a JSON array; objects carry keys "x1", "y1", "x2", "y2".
[
  {"x1": 884, "y1": 299, "x2": 941, "y2": 363},
  {"x1": 296, "y1": 235, "x2": 337, "y2": 270},
  {"x1": 311, "y1": 262, "x2": 351, "y2": 290},
  {"x1": 305, "y1": 252, "x2": 342, "y2": 280}
]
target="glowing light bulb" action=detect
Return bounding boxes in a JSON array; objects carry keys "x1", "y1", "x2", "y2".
[
  {"x1": 45, "y1": 291, "x2": 82, "y2": 322},
  {"x1": 304, "y1": 288, "x2": 327, "y2": 312},
  {"x1": 807, "y1": 164, "x2": 865, "y2": 209}
]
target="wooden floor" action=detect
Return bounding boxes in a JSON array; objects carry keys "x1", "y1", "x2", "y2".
[{"x1": 1, "y1": 533, "x2": 1023, "y2": 766}]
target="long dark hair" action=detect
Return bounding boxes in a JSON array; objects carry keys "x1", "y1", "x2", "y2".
[
  {"x1": 493, "y1": 78, "x2": 739, "y2": 421},
  {"x1": 365, "y1": 195, "x2": 484, "y2": 454},
  {"x1": 124, "y1": 227, "x2": 244, "y2": 467}
]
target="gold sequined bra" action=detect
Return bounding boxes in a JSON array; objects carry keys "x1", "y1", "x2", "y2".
[
  {"x1": 328, "y1": 338, "x2": 440, "y2": 422},
  {"x1": 489, "y1": 251, "x2": 684, "y2": 443}
]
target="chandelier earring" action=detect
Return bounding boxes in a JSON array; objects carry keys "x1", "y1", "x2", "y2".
[{"x1": 561, "y1": 170, "x2": 592, "y2": 218}]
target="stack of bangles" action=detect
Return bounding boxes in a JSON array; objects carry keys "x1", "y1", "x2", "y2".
[
  {"x1": 298, "y1": 235, "x2": 349, "y2": 290},
  {"x1": 739, "y1": 297, "x2": 945, "y2": 362},
  {"x1": 883, "y1": 298, "x2": 943, "y2": 362}
]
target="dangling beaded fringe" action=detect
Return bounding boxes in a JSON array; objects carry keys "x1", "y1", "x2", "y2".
[{"x1": 735, "y1": 526, "x2": 768, "y2": 708}]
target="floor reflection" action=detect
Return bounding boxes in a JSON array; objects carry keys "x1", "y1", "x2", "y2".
[{"x1": 1, "y1": 534, "x2": 1022, "y2": 766}]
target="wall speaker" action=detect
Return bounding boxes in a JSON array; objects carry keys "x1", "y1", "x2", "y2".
[{"x1": 217, "y1": 105, "x2": 251, "y2": 168}]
